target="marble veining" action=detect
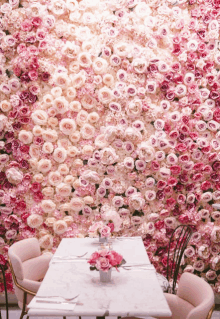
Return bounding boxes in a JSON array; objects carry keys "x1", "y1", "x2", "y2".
[{"x1": 28, "y1": 237, "x2": 171, "y2": 318}]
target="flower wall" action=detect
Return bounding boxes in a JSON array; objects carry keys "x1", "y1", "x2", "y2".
[{"x1": 1, "y1": 0, "x2": 220, "y2": 294}]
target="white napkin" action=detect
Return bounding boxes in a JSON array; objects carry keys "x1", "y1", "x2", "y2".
[{"x1": 27, "y1": 296, "x2": 79, "y2": 311}]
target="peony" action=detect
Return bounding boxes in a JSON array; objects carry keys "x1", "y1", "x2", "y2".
[
  {"x1": 103, "y1": 210, "x2": 122, "y2": 232},
  {"x1": 100, "y1": 147, "x2": 119, "y2": 165},
  {"x1": 27, "y1": 214, "x2": 43, "y2": 228},
  {"x1": 129, "y1": 194, "x2": 145, "y2": 210},
  {"x1": 53, "y1": 220, "x2": 68, "y2": 235},
  {"x1": 137, "y1": 143, "x2": 155, "y2": 162},
  {"x1": 6, "y1": 168, "x2": 23, "y2": 185}
]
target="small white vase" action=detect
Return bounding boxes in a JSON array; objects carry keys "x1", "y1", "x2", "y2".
[
  {"x1": 99, "y1": 236, "x2": 108, "y2": 243},
  {"x1": 99, "y1": 269, "x2": 112, "y2": 282}
]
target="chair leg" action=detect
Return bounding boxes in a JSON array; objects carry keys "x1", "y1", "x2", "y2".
[{"x1": 20, "y1": 291, "x2": 27, "y2": 319}]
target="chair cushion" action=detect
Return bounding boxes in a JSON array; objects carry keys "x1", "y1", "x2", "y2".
[
  {"x1": 177, "y1": 273, "x2": 214, "y2": 309},
  {"x1": 8, "y1": 238, "x2": 41, "y2": 280},
  {"x1": 164, "y1": 293, "x2": 194, "y2": 319},
  {"x1": 156, "y1": 273, "x2": 169, "y2": 292},
  {"x1": 22, "y1": 253, "x2": 52, "y2": 281}
]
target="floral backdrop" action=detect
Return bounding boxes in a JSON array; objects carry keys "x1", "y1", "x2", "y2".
[{"x1": 0, "y1": 0, "x2": 220, "y2": 295}]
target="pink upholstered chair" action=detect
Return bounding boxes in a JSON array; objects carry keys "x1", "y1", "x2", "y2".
[
  {"x1": 158, "y1": 272, "x2": 215, "y2": 319},
  {"x1": 8, "y1": 238, "x2": 53, "y2": 319}
]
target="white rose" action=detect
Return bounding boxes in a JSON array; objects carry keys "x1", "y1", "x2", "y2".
[
  {"x1": 53, "y1": 96, "x2": 69, "y2": 114},
  {"x1": 98, "y1": 87, "x2": 113, "y2": 104},
  {"x1": 42, "y1": 142, "x2": 54, "y2": 154},
  {"x1": 42, "y1": 129, "x2": 58, "y2": 142},
  {"x1": 48, "y1": 171, "x2": 63, "y2": 186},
  {"x1": 6, "y1": 168, "x2": 23, "y2": 185},
  {"x1": 37, "y1": 159, "x2": 52, "y2": 173},
  {"x1": 27, "y1": 214, "x2": 43, "y2": 228},
  {"x1": 70, "y1": 197, "x2": 84, "y2": 211},
  {"x1": 59, "y1": 118, "x2": 76, "y2": 135},
  {"x1": 76, "y1": 110, "x2": 88, "y2": 126},
  {"x1": 81, "y1": 95, "x2": 96, "y2": 110},
  {"x1": 93, "y1": 57, "x2": 108, "y2": 74},
  {"x1": 78, "y1": 52, "x2": 92, "y2": 68},
  {"x1": 81, "y1": 123, "x2": 95, "y2": 139},
  {"x1": 145, "y1": 190, "x2": 156, "y2": 201},
  {"x1": 45, "y1": 217, "x2": 56, "y2": 227},
  {"x1": 33, "y1": 125, "x2": 43, "y2": 136},
  {"x1": 53, "y1": 147, "x2": 67, "y2": 163},
  {"x1": 42, "y1": 187, "x2": 54, "y2": 197},
  {"x1": 0, "y1": 100, "x2": 12, "y2": 112},
  {"x1": 39, "y1": 235, "x2": 53, "y2": 249},
  {"x1": 56, "y1": 183, "x2": 72, "y2": 197},
  {"x1": 41, "y1": 199, "x2": 56, "y2": 213},
  {"x1": 31, "y1": 110, "x2": 48, "y2": 125},
  {"x1": 71, "y1": 71, "x2": 86, "y2": 88},
  {"x1": 18, "y1": 130, "x2": 33, "y2": 144},
  {"x1": 29, "y1": 145, "x2": 40, "y2": 159}
]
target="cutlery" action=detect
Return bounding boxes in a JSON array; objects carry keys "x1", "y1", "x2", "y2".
[
  {"x1": 36, "y1": 294, "x2": 79, "y2": 301},
  {"x1": 53, "y1": 253, "x2": 88, "y2": 259},
  {"x1": 36, "y1": 300, "x2": 83, "y2": 305},
  {"x1": 123, "y1": 264, "x2": 152, "y2": 267},
  {"x1": 51, "y1": 259, "x2": 87, "y2": 263}
]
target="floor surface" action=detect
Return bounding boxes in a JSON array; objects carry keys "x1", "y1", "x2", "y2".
[{"x1": 1, "y1": 308, "x2": 220, "y2": 319}]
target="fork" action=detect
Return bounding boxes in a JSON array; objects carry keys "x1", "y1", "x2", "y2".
[
  {"x1": 36, "y1": 294, "x2": 79, "y2": 302},
  {"x1": 53, "y1": 253, "x2": 88, "y2": 259}
]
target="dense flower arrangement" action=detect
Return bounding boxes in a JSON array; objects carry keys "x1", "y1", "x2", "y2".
[
  {"x1": 88, "y1": 249, "x2": 125, "y2": 272},
  {"x1": 0, "y1": 0, "x2": 220, "y2": 294}
]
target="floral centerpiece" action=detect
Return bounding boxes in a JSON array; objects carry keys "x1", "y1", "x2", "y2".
[
  {"x1": 88, "y1": 209, "x2": 122, "y2": 242},
  {"x1": 88, "y1": 221, "x2": 112, "y2": 242},
  {"x1": 88, "y1": 249, "x2": 126, "y2": 282}
]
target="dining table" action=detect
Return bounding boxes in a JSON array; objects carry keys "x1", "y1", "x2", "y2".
[{"x1": 27, "y1": 236, "x2": 172, "y2": 318}]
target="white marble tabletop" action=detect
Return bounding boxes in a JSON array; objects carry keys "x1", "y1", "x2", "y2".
[{"x1": 28, "y1": 237, "x2": 171, "y2": 318}]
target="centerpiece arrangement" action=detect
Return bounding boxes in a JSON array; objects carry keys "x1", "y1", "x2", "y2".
[
  {"x1": 88, "y1": 249, "x2": 126, "y2": 282},
  {"x1": 88, "y1": 209, "x2": 122, "y2": 242}
]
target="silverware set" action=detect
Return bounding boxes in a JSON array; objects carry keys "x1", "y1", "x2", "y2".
[{"x1": 35, "y1": 294, "x2": 83, "y2": 305}]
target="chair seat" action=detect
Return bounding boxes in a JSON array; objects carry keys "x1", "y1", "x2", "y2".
[
  {"x1": 162, "y1": 293, "x2": 194, "y2": 319},
  {"x1": 156, "y1": 273, "x2": 169, "y2": 293}
]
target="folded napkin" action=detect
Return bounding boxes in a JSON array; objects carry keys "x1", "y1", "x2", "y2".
[{"x1": 28, "y1": 296, "x2": 79, "y2": 311}]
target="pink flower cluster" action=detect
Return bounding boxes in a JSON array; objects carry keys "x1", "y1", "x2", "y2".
[{"x1": 88, "y1": 249, "x2": 125, "y2": 272}]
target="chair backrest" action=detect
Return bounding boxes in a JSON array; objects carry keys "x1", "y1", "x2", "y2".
[
  {"x1": 177, "y1": 273, "x2": 215, "y2": 319},
  {"x1": 8, "y1": 238, "x2": 41, "y2": 280},
  {"x1": 167, "y1": 225, "x2": 193, "y2": 294},
  {"x1": 0, "y1": 264, "x2": 9, "y2": 319}
]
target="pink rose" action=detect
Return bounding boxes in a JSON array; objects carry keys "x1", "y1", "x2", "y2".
[
  {"x1": 108, "y1": 251, "x2": 123, "y2": 267},
  {"x1": 88, "y1": 252, "x2": 100, "y2": 265},
  {"x1": 100, "y1": 226, "x2": 111, "y2": 238},
  {"x1": 96, "y1": 257, "x2": 111, "y2": 272}
]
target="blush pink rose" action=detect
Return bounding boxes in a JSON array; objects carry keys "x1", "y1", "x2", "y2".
[{"x1": 96, "y1": 257, "x2": 111, "y2": 272}]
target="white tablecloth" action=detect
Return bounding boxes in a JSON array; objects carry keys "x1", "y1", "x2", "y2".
[{"x1": 28, "y1": 237, "x2": 171, "y2": 318}]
